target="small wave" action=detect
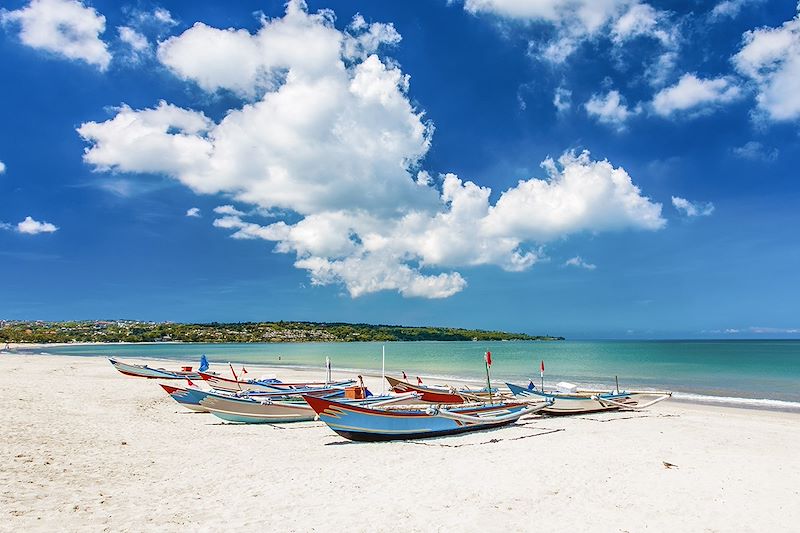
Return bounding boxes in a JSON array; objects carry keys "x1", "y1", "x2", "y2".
[{"x1": 672, "y1": 392, "x2": 800, "y2": 411}]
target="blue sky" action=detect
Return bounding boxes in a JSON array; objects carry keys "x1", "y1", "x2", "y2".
[{"x1": 1, "y1": 0, "x2": 798, "y2": 338}]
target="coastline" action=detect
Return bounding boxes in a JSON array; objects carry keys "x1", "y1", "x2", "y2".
[
  {"x1": 5, "y1": 342, "x2": 800, "y2": 413},
  {"x1": 2, "y1": 353, "x2": 798, "y2": 531}
]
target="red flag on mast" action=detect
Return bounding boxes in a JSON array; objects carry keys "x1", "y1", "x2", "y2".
[
  {"x1": 540, "y1": 360, "x2": 545, "y2": 377},
  {"x1": 485, "y1": 351, "x2": 492, "y2": 367}
]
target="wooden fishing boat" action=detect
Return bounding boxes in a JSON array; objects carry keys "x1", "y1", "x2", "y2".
[
  {"x1": 198, "y1": 371, "x2": 354, "y2": 393},
  {"x1": 159, "y1": 384, "x2": 312, "y2": 422},
  {"x1": 158, "y1": 382, "x2": 393, "y2": 421},
  {"x1": 202, "y1": 394, "x2": 317, "y2": 423},
  {"x1": 160, "y1": 384, "x2": 210, "y2": 412},
  {"x1": 505, "y1": 382, "x2": 671, "y2": 415},
  {"x1": 202, "y1": 392, "x2": 425, "y2": 425},
  {"x1": 303, "y1": 395, "x2": 549, "y2": 442},
  {"x1": 385, "y1": 375, "x2": 495, "y2": 404},
  {"x1": 159, "y1": 382, "x2": 342, "y2": 412},
  {"x1": 109, "y1": 358, "x2": 202, "y2": 379},
  {"x1": 161, "y1": 384, "x2": 421, "y2": 424}
]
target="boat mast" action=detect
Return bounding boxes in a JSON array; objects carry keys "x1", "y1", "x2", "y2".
[{"x1": 381, "y1": 345, "x2": 386, "y2": 396}]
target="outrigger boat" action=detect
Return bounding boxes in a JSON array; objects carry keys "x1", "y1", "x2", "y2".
[
  {"x1": 160, "y1": 384, "x2": 212, "y2": 412},
  {"x1": 198, "y1": 371, "x2": 354, "y2": 393},
  {"x1": 203, "y1": 391, "x2": 424, "y2": 424},
  {"x1": 160, "y1": 384, "x2": 422, "y2": 424},
  {"x1": 160, "y1": 382, "x2": 359, "y2": 414},
  {"x1": 160, "y1": 384, "x2": 329, "y2": 421},
  {"x1": 109, "y1": 357, "x2": 203, "y2": 380},
  {"x1": 303, "y1": 395, "x2": 550, "y2": 442},
  {"x1": 202, "y1": 393, "x2": 319, "y2": 424},
  {"x1": 505, "y1": 382, "x2": 672, "y2": 415},
  {"x1": 385, "y1": 375, "x2": 496, "y2": 404}
]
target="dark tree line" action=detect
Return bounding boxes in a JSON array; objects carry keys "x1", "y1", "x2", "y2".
[{"x1": 0, "y1": 320, "x2": 564, "y2": 344}]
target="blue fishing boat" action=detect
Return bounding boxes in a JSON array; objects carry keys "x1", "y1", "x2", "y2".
[{"x1": 303, "y1": 395, "x2": 549, "y2": 442}]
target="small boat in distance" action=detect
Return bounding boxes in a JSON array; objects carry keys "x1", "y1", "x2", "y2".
[
  {"x1": 303, "y1": 395, "x2": 550, "y2": 442},
  {"x1": 109, "y1": 358, "x2": 203, "y2": 380}
]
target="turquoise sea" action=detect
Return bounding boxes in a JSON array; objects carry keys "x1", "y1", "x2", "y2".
[{"x1": 27, "y1": 340, "x2": 800, "y2": 409}]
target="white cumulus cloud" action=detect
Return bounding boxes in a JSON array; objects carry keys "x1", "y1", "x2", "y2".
[
  {"x1": 460, "y1": 0, "x2": 678, "y2": 77},
  {"x1": 118, "y1": 6, "x2": 177, "y2": 52},
  {"x1": 584, "y1": 90, "x2": 640, "y2": 129},
  {"x1": 553, "y1": 86, "x2": 572, "y2": 112},
  {"x1": 213, "y1": 205, "x2": 246, "y2": 216},
  {"x1": 0, "y1": 160, "x2": 5, "y2": 174},
  {"x1": 710, "y1": 0, "x2": 763, "y2": 21},
  {"x1": 564, "y1": 256, "x2": 596, "y2": 270},
  {"x1": 672, "y1": 196, "x2": 715, "y2": 217},
  {"x1": 118, "y1": 26, "x2": 149, "y2": 55},
  {"x1": 1, "y1": 0, "x2": 111, "y2": 70},
  {"x1": 78, "y1": 0, "x2": 665, "y2": 299},
  {"x1": 156, "y1": 2, "x2": 400, "y2": 98},
  {"x1": 186, "y1": 207, "x2": 201, "y2": 217},
  {"x1": 652, "y1": 73, "x2": 742, "y2": 117},
  {"x1": 118, "y1": 26, "x2": 148, "y2": 51},
  {"x1": 126, "y1": 6, "x2": 177, "y2": 30},
  {"x1": 610, "y1": 3, "x2": 673, "y2": 47},
  {"x1": 15, "y1": 216, "x2": 59, "y2": 234},
  {"x1": 733, "y1": 9, "x2": 800, "y2": 121},
  {"x1": 732, "y1": 141, "x2": 778, "y2": 161}
]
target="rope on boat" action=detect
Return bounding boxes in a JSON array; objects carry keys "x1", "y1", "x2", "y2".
[{"x1": 591, "y1": 393, "x2": 672, "y2": 410}]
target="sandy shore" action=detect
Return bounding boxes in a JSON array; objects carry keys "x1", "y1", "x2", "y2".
[{"x1": 2, "y1": 353, "x2": 798, "y2": 532}]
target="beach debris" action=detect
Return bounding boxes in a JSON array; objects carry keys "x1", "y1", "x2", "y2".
[{"x1": 662, "y1": 461, "x2": 678, "y2": 469}]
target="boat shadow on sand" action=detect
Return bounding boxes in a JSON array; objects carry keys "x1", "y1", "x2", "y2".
[
  {"x1": 571, "y1": 412, "x2": 680, "y2": 423},
  {"x1": 321, "y1": 411, "x2": 680, "y2": 447},
  {"x1": 323, "y1": 421, "x2": 565, "y2": 447}
]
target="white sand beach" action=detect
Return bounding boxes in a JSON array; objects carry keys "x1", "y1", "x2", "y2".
[{"x1": 2, "y1": 353, "x2": 798, "y2": 532}]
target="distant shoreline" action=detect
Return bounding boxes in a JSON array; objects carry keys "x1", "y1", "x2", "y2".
[
  {"x1": 2, "y1": 339, "x2": 560, "y2": 350},
  {"x1": 0, "y1": 320, "x2": 564, "y2": 344}
]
